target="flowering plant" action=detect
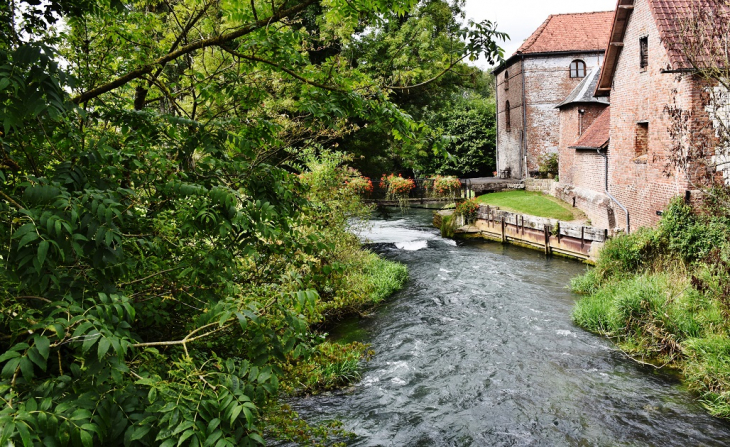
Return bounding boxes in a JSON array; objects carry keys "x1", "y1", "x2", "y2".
[
  {"x1": 380, "y1": 174, "x2": 415, "y2": 198},
  {"x1": 431, "y1": 175, "x2": 462, "y2": 198},
  {"x1": 455, "y1": 198, "x2": 480, "y2": 223},
  {"x1": 345, "y1": 174, "x2": 373, "y2": 195}
]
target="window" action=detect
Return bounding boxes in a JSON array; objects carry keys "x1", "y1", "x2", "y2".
[
  {"x1": 640, "y1": 36, "x2": 648, "y2": 71},
  {"x1": 635, "y1": 122, "x2": 649, "y2": 156},
  {"x1": 505, "y1": 101, "x2": 511, "y2": 132},
  {"x1": 570, "y1": 60, "x2": 586, "y2": 78},
  {"x1": 504, "y1": 70, "x2": 509, "y2": 90}
]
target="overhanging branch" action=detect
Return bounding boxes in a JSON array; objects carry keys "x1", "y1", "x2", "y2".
[{"x1": 72, "y1": 0, "x2": 318, "y2": 104}]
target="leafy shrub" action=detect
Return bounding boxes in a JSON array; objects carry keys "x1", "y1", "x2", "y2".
[
  {"x1": 537, "y1": 153, "x2": 558, "y2": 177},
  {"x1": 658, "y1": 198, "x2": 730, "y2": 263}
]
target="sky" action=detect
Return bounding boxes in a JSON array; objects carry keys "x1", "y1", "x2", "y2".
[{"x1": 463, "y1": 0, "x2": 617, "y2": 69}]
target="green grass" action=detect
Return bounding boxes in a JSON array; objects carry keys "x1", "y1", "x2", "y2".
[{"x1": 476, "y1": 190, "x2": 579, "y2": 221}]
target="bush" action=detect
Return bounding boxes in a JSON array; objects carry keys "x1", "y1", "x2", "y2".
[{"x1": 571, "y1": 192, "x2": 730, "y2": 419}]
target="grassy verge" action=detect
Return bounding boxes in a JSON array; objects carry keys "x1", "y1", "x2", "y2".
[
  {"x1": 476, "y1": 190, "x2": 580, "y2": 221},
  {"x1": 571, "y1": 197, "x2": 730, "y2": 418}
]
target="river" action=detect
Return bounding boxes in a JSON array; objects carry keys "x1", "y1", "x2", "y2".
[{"x1": 291, "y1": 208, "x2": 730, "y2": 446}]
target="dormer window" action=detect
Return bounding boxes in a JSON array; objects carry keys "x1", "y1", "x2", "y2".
[
  {"x1": 639, "y1": 36, "x2": 648, "y2": 71},
  {"x1": 570, "y1": 60, "x2": 586, "y2": 78},
  {"x1": 504, "y1": 70, "x2": 509, "y2": 90}
]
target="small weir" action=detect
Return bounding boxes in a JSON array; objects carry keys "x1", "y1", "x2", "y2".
[{"x1": 288, "y1": 208, "x2": 730, "y2": 446}]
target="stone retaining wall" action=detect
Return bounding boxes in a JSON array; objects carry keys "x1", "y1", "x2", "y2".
[{"x1": 435, "y1": 205, "x2": 608, "y2": 263}]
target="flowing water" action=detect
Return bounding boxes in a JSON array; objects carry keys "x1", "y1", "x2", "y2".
[{"x1": 292, "y1": 208, "x2": 730, "y2": 446}]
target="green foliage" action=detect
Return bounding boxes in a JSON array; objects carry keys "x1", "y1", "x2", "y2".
[
  {"x1": 363, "y1": 255, "x2": 408, "y2": 304},
  {"x1": 571, "y1": 193, "x2": 730, "y2": 419},
  {"x1": 658, "y1": 198, "x2": 730, "y2": 262},
  {"x1": 476, "y1": 191, "x2": 575, "y2": 221},
  {"x1": 415, "y1": 99, "x2": 497, "y2": 177},
  {"x1": 537, "y1": 153, "x2": 558, "y2": 177}
]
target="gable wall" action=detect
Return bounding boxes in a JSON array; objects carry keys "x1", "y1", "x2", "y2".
[{"x1": 523, "y1": 53, "x2": 604, "y2": 174}]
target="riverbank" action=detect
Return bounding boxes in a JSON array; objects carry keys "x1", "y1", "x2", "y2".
[
  {"x1": 571, "y1": 197, "x2": 730, "y2": 419},
  {"x1": 287, "y1": 207, "x2": 730, "y2": 446}
]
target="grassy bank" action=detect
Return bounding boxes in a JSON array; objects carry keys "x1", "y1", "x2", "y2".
[
  {"x1": 571, "y1": 196, "x2": 730, "y2": 417},
  {"x1": 476, "y1": 190, "x2": 580, "y2": 221}
]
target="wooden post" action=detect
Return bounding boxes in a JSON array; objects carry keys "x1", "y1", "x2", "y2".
[
  {"x1": 501, "y1": 218, "x2": 506, "y2": 243},
  {"x1": 544, "y1": 224, "x2": 551, "y2": 255},
  {"x1": 581, "y1": 226, "x2": 585, "y2": 249}
]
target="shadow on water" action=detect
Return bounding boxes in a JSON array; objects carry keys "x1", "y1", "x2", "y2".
[{"x1": 289, "y1": 208, "x2": 730, "y2": 447}]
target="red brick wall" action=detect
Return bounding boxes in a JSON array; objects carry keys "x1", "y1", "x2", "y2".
[
  {"x1": 523, "y1": 53, "x2": 604, "y2": 174},
  {"x1": 558, "y1": 103, "x2": 609, "y2": 189},
  {"x1": 607, "y1": 0, "x2": 707, "y2": 230}
]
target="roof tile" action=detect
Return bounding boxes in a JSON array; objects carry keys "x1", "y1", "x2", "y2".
[
  {"x1": 516, "y1": 11, "x2": 614, "y2": 55},
  {"x1": 571, "y1": 107, "x2": 611, "y2": 149}
]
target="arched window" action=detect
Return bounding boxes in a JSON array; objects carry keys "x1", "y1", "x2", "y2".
[
  {"x1": 570, "y1": 60, "x2": 586, "y2": 78},
  {"x1": 505, "y1": 101, "x2": 511, "y2": 132},
  {"x1": 504, "y1": 70, "x2": 509, "y2": 90}
]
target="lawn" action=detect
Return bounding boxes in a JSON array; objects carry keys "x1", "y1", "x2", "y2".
[{"x1": 475, "y1": 190, "x2": 580, "y2": 221}]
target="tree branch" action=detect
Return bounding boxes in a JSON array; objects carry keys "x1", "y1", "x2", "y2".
[
  {"x1": 72, "y1": 0, "x2": 318, "y2": 104},
  {"x1": 387, "y1": 55, "x2": 468, "y2": 91},
  {"x1": 220, "y1": 47, "x2": 345, "y2": 92}
]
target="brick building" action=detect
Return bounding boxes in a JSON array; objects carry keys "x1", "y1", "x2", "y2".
[
  {"x1": 493, "y1": 11, "x2": 613, "y2": 179},
  {"x1": 593, "y1": 0, "x2": 727, "y2": 230},
  {"x1": 553, "y1": 69, "x2": 615, "y2": 228}
]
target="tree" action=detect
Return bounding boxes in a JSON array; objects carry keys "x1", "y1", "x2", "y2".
[{"x1": 0, "y1": 0, "x2": 505, "y2": 445}]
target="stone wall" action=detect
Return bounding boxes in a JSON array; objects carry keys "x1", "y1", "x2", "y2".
[
  {"x1": 524, "y1": 178, "x2": 557, "y2": 195},
  {"x1": 495, "y1": 60, "x2": 525, "y2": 178}
]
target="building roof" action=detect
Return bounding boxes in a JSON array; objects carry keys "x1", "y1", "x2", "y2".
[
  {"x1": 556, "y1": 68, "x2": 610, "y2": 108},
  {"x1": 493, "y1": 11, "x2": 614, "y2": 74},
  {"x1": 596, "y1": 0, "x2": 730, "y2": 96},
  {"x1": 516, "y1": 11, "x2": 615, "y2": 55},
  {"x1": 570, "y1": 107, "x2": 611, "y2": 149}
]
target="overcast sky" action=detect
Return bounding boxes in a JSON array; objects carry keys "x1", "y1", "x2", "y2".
[{"x1": 463, "y1": 0, "x2": 617, "y2": 69}]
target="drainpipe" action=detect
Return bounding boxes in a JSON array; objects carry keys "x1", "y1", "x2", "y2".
[
  {"x1": 521, "y1": 55, "x2": 528, "y2": 179},
  {"x1": 597, "y1": 148, "x2": 630, "y2": 234}
]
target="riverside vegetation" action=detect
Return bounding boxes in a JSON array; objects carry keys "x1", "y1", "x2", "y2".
[
  {"x1": 571, "y1": 194, "x2": 730, "y2": 418},
  {"x1": 0, "y1": 0, "x2": 506, "y2": 445}
]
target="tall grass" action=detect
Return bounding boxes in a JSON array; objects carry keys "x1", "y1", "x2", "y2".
[{"x1": 571, "y1": 197, "x2": 730, "y2": 417}]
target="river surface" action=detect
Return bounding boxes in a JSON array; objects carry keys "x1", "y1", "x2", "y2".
[{"x1": 292, "y1": 208, "x2": 730, "y2": 446}]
